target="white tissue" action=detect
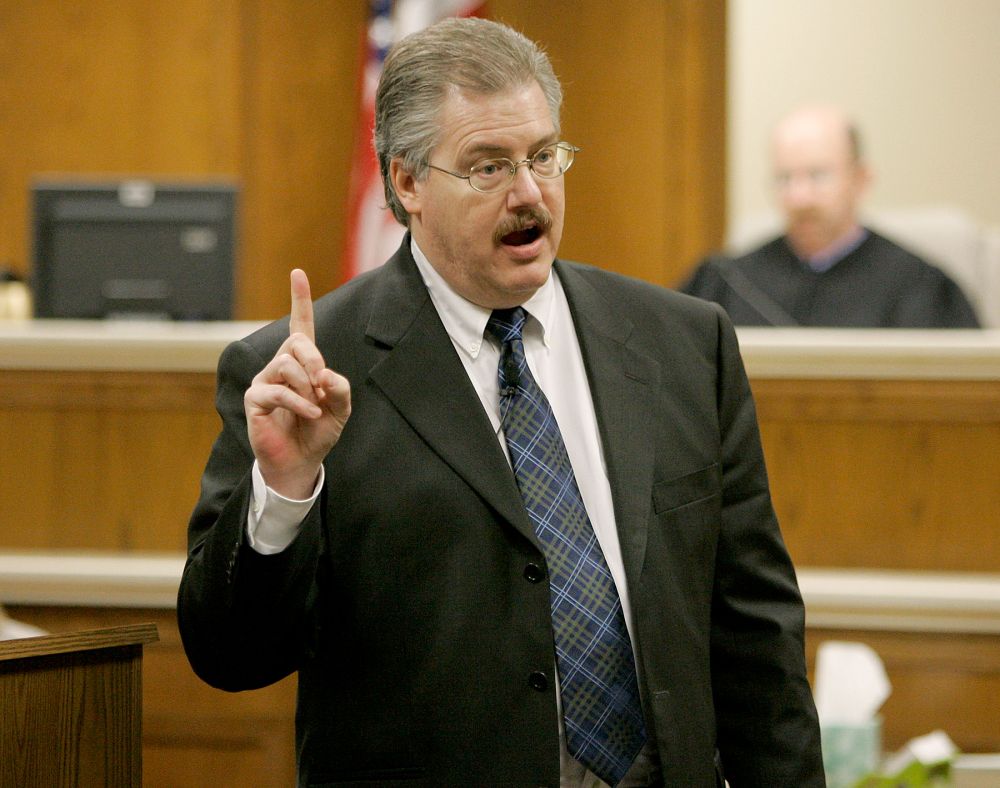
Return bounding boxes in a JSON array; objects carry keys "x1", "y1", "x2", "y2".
[
  {"x1": 881, "y1": 729, "x2": 958, "y2": 776},
  {"x1": 907, "y1": 730, "x2": 957, "y2": 764},
  {"x1": 814, "y1": 641, "x2": 891, "y2": 724}
]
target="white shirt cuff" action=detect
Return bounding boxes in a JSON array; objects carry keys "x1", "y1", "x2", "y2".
[{"x1": 246, "y1": 461, "x2": 324, "y2": 555}]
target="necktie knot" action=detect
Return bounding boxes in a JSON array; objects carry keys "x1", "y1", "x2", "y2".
[
  {"x1": 485, "y1": 306, "x2": 528, "y2": 346},
  {"x1": 485, "y1": 307, "x2": 529, "y2": 394}
]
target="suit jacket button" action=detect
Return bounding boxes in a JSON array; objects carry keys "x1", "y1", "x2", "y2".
[
  {"x1": 528, "y1": 671, "x2": 548, "y2": 691},
  {"x1": 523, "y1": 563, "x2": 545, "y2": 583}
]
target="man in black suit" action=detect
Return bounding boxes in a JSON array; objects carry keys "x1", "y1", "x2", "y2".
[{"x1": 178, "y1": 17, "x2": 824, "y2": 787}]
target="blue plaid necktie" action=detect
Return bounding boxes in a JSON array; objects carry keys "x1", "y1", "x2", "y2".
[{"x1": 486, "y1": 307, "x2": 646, "y2": 786}]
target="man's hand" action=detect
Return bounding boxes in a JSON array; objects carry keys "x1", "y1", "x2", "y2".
[{"x1": 244, "y1": 269, "x2": 351, "y2": 499}]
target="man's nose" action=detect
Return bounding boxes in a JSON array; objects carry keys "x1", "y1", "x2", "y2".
[
  {"x1": 506, "y1": 161, "x2": 544, "y2": 207},
  {"x1": 783, "y1": 175, "x2": 816, "y2": 207}
]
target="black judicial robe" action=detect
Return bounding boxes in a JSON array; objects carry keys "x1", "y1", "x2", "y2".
[{"x1": 680, "y1": 230, "x2": 981, "y2": 328}]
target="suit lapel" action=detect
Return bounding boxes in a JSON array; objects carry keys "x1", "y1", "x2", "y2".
[
  {"x1": 358, "y1": 246, "x2": 658, "y2": 566},
  {"x1": 363, "y1": 242, "x2": 536, "y2": 542},
  {"x1": 556, "y1": 262, "x2": 660, "y2": 584}
]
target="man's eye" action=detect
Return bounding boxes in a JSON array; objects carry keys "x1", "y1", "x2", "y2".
[
  {"x1": 534, "y1": 149, "x2": 554, "y2": 165},
  {"x1": 477, "y1": 162, "x2": 504, "y2": 177}
]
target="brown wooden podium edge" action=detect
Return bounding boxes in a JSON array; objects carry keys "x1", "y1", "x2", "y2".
[{"x1": 0, "y1": 621, "x2": 159, "y2": 662}]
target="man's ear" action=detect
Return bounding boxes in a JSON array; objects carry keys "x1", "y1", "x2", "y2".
[{"x1": 390, "y1": 159, "x2": 421, "y2": 217}]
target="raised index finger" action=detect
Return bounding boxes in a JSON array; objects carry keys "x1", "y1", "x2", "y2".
[{"x1": 289, "y1": 268, "x2": 315, "y2": 342}]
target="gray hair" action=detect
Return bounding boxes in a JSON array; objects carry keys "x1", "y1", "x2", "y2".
[{"x1": 374, "y1": 17, "x2": 563, "y2": 226}]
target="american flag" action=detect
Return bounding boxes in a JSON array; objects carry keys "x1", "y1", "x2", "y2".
[{"x1": 342, "y1": 0, "x2": 486, "y2": 280}]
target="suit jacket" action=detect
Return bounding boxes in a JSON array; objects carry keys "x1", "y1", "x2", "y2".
[{"x1": 178, "y1": 239, "x2": 824, "y2": 787}]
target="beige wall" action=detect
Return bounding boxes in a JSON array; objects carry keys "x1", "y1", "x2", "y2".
[{"x1": 728, "y1": 0, "x2": 1000, "y2": 233}]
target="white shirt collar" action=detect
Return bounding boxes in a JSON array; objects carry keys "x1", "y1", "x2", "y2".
[{"x1": 410, "y1": 237, "x2": 556, "y2": 358}]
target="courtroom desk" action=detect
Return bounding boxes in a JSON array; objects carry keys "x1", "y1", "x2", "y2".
[
  {"x1": 734, "y1": 329, "x2": 1000, "y2": 755},
  {"x1": 3, "y1": 322, "x2": 1000, "y2": 769},
  {"x1": 737, "y1": 328, "x2": 1000, "y2": 573},
  {"x1": 3, "y1": 320, "x2": 998, "y2": 565},
  {"x1": 0, "y1": 552, "x2": 296, "y2": 788},
  {"x1": 0, "y1": 319, "x2": 262, "y2": 553}
]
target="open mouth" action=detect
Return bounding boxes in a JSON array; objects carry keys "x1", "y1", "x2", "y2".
[{"x1": 501, "y1": 225, "x2": 542, "y2": 246}]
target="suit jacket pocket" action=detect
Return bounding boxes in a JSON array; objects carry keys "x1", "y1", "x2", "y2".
[
  {"x1": 651, "y1": 463, "x2": 722, "y2": 565},
  {"x1": 652, "y1": 463, "x2": 721, "y2": 514}
]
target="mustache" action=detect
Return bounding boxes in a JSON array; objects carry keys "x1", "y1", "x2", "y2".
[
  {"x1": 493, "y1": 208, "x2": 553, "y2": 244},
  {"x1": 788, "y1": 208, "x2": 822, "y2": 222}
]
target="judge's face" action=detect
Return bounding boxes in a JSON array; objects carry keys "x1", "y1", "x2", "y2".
[
  {"x1": 390, "y1": 81, "x2": 565, "y2": 309},
  {"x1": 771, "y1": 108, "x2": 869, "y2": 258}
]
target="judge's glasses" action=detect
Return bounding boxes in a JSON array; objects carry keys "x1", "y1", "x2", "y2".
[{"x1": 424, "y1": 142, "x2": 580, "y2": 193}]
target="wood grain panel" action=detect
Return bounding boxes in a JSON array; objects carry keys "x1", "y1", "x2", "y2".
[
  {"x1": 753, "y1": 378, "x2": 1000, "y2": 423},
  {"x1": 752, "y1": 378, "x2": 1000, "y2": 572},
  {"x1": 0, "y1": 622, "x2": 156, "y2": 661},
  {"x1": 664, "y1": 0, "x2": 728, "y2": 280},
  {"x1": 0, "y1": 624, "x2": 148, "y2": 787},
  {"x1": 0, "y1": 1, "x2": 242, "y2": 282},
  {"x1": 492, "y1": 0, "x2": 726, "y2": 287},
  {"x1": 0, "y1": 370, "x2": 218, "y2": 552},
  {"x1": 7, "y1": 606, "x2": 297, "y2": 788},
  {"x1": 237, "y1": 0, "x2": 367, "y2": 319},
  {"x1": 807, "y1": 629, "x2": 1000, "y2": 754},
  {"x1": 2, "y1": 368, "x2": 997, "y2": 568}
]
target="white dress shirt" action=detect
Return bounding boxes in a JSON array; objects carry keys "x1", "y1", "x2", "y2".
[{"x1": 408, "y1": 241, "x2": 636, "y2": 644}]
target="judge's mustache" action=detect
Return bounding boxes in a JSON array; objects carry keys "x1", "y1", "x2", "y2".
[{"x1": 787, "y1": 207, "x2": 829, "y2": 223}]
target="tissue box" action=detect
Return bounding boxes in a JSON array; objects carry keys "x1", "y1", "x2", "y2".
[{"x1": 821, "y1": 719, "x2": 882, "y2": 788}]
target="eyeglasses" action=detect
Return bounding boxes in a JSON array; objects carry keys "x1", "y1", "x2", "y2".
[{"x1": 424, "y1": 142, "x2": 580, "y2": 194}]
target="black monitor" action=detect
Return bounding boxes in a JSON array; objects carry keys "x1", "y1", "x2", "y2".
[{"x1": 31, "y1": 179, "x2": 237, "y2": 320}]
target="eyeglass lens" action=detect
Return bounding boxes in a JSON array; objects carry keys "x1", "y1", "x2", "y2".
[{"x1": 468, "y1": 144, "x2": 575, "y2": 192}]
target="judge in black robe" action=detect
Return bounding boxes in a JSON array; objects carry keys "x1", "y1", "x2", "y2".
[
  {"x1": 684, "y1": 103, "x2": 981, "y2": 328},
  {"x1": 680, "y1": 230, "x2": 980, "y2": 327}
]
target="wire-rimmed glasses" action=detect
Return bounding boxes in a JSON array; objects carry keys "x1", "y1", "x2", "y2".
[{"x1": 425, "y1": 142, "x2": 580, "y2": 193}]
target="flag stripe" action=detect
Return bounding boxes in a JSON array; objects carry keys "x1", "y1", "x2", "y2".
[{"x1": 342, "y1": 0, "x2": 486, "y2": 281}]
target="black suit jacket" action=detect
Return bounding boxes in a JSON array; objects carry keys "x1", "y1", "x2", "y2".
[{"x1": 178, "y1": 239, "x2": 824, "y2": 787}]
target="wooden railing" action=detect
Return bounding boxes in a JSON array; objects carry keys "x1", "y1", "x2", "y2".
[{"x1": 2, "y1": 322, "x2": 999, "y2": 777}]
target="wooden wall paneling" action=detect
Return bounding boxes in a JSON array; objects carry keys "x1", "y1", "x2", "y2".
[
  {"x1": 0, "y1": 1, "x2": 243, "y2": 281},
  {"x1": 237, "y1": 0, "x2": 367, "y2": 319},
  {"x1": 120, "y1": 1, "x2": 244, "y2": 173},
  {"x1": 491, "y1": 3, "x2": 670, "y2": 283},
  {"x1": 5, "y1": 352, "x2": 997, "y2": 562},
  {"x1": 143, "y1": 615, "x2": 297, "y2": 787},
  {"x1": 0, "y1": 370, "x2": 218, "y2": 552},
  {"x1": 807, "y1": 629, "x2": 1000, "y2": 754},
  {"x1": 486, "y1": 1, "x2": 726, "y2": 288},
  {"x1": 753, "y1": 378, "x2": 1000, "y2": 572},
  {"x1": 7, "y1": 605, "x2": 298, "y2": 788},
  {"x1": 663, "y1": 0, "x2": 728, "y2": 283}
]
